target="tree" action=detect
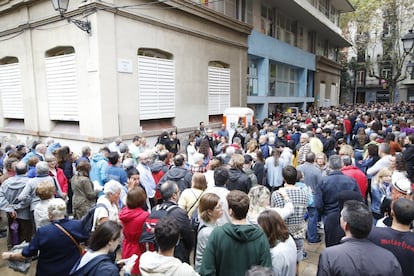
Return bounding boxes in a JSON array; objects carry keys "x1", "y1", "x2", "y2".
[{"x1": 340, "y1": 0, "x2": 414, "y2": 103}]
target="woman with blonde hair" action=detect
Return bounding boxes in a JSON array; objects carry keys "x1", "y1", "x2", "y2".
[
  {"x1": 246, "y1": 185, "x2": 294, "y2": 224},
  {"x1": 178, "y1": 172, "x2": 207, "y2": 218},
  {"x1": 194, "y1": 193, "x2": 223, "y2": 272},
  {"x1": 371, "y1": 167, "x2": 393, "y2": 222},
  {"x1": 34, "y1": 181, "x2": 56, "y2": 229},
  {"x1": 45, "y1": 155, "x2": 68, "y2": 200},
  {"x1": 246, "y1": 139, "x2": 258, "y2": 155}
]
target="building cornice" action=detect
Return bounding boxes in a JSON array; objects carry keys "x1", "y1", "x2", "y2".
[
  {"x1": 0, "y1": 0, "x2": 251, "y2": 49},
  {"x1": 316, "y1": 55, "x2": 343, "y2": 70},
  {"x1": 160, "y1": 0, "x2": 252, "y2": 35}
]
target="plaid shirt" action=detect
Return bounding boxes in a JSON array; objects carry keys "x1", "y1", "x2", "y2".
[
  {"x1": 190, "y1": 165, "x2": 207, "y2": 173},
  {"x1": 271, "y1": 187, "x2": 309, "y2": 239}
]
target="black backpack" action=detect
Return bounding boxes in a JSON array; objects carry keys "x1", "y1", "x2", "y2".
[
  {"x1": 190, "y1": 207, "x2": 202, "y2": 234},
  {"x1": 139, "y1": 204, "x2": 179, "y2": 252},
  {"x1": 80, "y1": 203, "x2": 109, "y2": 236}
]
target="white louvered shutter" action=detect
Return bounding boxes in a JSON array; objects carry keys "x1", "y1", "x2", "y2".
[
  {"x1": 45, "y1": 54, "x2": 79, "y2": 121},
  {"x1": 0, "y1": 63, "x2": 24, "y2": 119},
  {"x1": 208, "y1": 66, "x2": 230, "y2": 115},
  {"x1": 138, "y1": 56, "x2": 175, "y2": 120}
]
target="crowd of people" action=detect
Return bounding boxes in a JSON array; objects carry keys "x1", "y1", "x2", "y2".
[{"x1": 0, "y1": 102, "x2": 413, "y2": 275}]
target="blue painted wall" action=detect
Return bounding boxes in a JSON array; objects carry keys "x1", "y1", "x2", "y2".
[{"x1": 248, "y1": 30, "x2": 315, "y2": 70}]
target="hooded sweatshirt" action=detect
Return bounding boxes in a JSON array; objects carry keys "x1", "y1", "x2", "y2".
[
  {"x1": 0, "y1": 175, "x2": 31, "y2": 219},
  {"x1": 139, "y1": 251, "x2": 199, "y2": 276},
  {"x1": 200, "y1": 223, "x2": 271, "y2": 276},
  {"x1": 159, "y1": 167, "x2": 192, "y2": 192},
  {"x1": 90, "y1": 153, "x2": 109, "y2": 186},
  {"x1": 226, "y1": 169, "x2": 252, "y2": 193}
]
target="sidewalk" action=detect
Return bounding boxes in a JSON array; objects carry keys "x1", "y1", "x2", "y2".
[{"x1": 299, "y1": 240, "x2": 325, "y2": 276}]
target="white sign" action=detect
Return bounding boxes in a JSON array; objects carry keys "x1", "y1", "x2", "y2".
[{"x1": 117, "y1": 59, "x2": 133, "y2": 73}]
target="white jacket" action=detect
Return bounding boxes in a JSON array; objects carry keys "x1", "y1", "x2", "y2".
[{"x1": 139, "y1": 251, "x2": 199, "y2": 276}]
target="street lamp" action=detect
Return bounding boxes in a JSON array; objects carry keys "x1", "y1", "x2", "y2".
[
  {"x1": 51, "y1": 0, "x2": 91, "y2": 34},
  {"x1": 401, "y1": 29, "x2": 414, "y2": 54}
]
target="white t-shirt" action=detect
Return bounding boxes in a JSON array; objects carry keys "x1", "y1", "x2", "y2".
[{"x1": 92, "y1": 196, "x2": 119, "y2": 231}]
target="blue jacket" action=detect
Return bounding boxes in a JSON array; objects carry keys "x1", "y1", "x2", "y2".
[
  {"x1": 315, "y1": 171, "x2": 360, "y2": 216},
  {"x1": 105, "y1": 165, "x2": 127, "y2": 185},
  {"x1": 90, "y1": 153, "x2": 108, "y2": 186},
  {"x1": 22, "y1": 219, "x2": 88, "y2": 276},
  {"x1": 69, "y1": 254, "x2": 120, "y2": 276}
]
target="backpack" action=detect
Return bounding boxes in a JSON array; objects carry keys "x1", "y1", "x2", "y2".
[
  {"x1": 80, "y1": 203, "x2": 109, "y2": 236},
  {"x1": 190, "y1": 207, "x2": 201, "y2": 235},
  {"x1": 139, "y1": 204, "x2": 179, "y2": 252}
]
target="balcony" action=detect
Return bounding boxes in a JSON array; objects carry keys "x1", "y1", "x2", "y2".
[{"x1": 262, "y1": 0, "x2": 352, "y2": 47}]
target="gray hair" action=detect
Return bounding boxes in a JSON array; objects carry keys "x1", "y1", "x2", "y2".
[
  {"x1": 36, "y1": 161, "x2": 49, "y2": 176},
  {"x1": 81, "y1": 145, "x2": 91, "y2": 155},
  {"x1": 369, "y1": 133, "x2": 378, "y2": 141},
  {"x1": 225, "y1": 145, "x2": 235, "y2": 156},
  {"x1": 379, "y1": 143, "x2": 391, "y2": 155},
  {"x1": 48, "y1": 198, "x2": 67, "y2": 219},
  {"x1": 103, "y1": 180, "x2": 123, "y2": 196},
  {"x1": 329, "y1": 155, "x2": 343, "y2": 170},
  {"x1": 160, "y1": 180, "x2": 178, "y2": 200},
  {"x1": 341, "y1": 155, "x2": 352, "y2": 166},
  {"x1": 122, "y1": 158, "x2": 135, "y2": 170},
  {"x1": 35, "y1": 143, "x2": 47, "y2": 153},
  {"x1": 233, "y1": 137, "x2": 241, "y2": 145}
]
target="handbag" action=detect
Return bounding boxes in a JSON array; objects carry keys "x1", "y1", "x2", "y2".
[{"x1": 54, "y1": 223, "x2": 85, "y2": 255}]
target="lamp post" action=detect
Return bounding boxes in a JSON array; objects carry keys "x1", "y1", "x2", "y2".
[
  {"x1": 402, "y1": 30, "x2": 414, "y2": 54},
  {"x1": 51, "y1": 0, "x2": 91, "y2": 34},
  {"x1": 402, "y1": 30, "x2": 414, "y2": 77}
]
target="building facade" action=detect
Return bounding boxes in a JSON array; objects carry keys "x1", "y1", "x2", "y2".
[
  {"x1": 0, "y1": 0, "x2": 251, "y2": 149},
  {"x1": 245, "y1": 0, "x2": 353, "y2": 119},
  {"x1": 343, "y1": 1, "x2": 414, "y2": 104}
]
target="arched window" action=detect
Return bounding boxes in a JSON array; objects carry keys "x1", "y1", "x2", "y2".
[
  {"x1": 208, "y1": 61, "x2": 230, "y2": 115},
  {"x1": 138, "y1": 48, "x2": 175, "y2": 120},
  {"x1": 0, "y1": 56, "x2": 24, "y2": 119},
  {"x1": 45, "y1": 46, "x2": 79, "y2": 121}
]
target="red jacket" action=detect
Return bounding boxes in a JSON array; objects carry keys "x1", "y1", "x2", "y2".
[
  {"x1": 49, "y1": 167, "x2": 68, "y2": 193},
  {"x1": 119, "y1": 207, "x2": 149, "y2": 274},
  {"x1": 343, "y1": 119, "x2": 352, "y2": 135},
  {"x1": 341, "y1": 165, "x2": 368, "y2": 199}
]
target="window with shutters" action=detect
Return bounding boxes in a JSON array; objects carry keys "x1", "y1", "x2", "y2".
[
  {"x1": 45, "y1": 46, "x2": 79, "y2": 121},
  {"x1": 208, "y1": 61, "x2": 230, "y2": 115},
  {"x1": 138, "y1": 48, "x2": 175, "y2": 120},
  {"x1": 0, "y1": 56, "x2": 24, "y2": 120}
]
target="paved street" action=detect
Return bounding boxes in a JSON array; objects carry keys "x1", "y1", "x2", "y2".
[{"x1": 0, "y1": 214, "x2": 324, "y2": 276}]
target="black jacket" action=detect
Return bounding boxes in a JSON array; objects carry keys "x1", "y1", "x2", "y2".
[
  {"x1": 162, "y1": 200, "x2": 194, "y2": 264},
  {"x1": 158, "y1": 167, "x2": 193, "y2": 192},
  {"x1": 403, "y1": 144, "x2": 414, "y2": 182},
  {"x1": 226, "y1": 168, "x2": 252, "y2": 193}
]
